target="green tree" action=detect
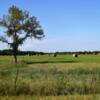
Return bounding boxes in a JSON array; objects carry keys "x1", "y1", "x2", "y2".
[{"x1": 0, "y1": 5, "x2": 44, "y2": 63}]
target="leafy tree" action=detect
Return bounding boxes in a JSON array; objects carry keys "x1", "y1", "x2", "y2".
[{"x1": 0, "y1": 5, "x2": 44, "y2": 63}]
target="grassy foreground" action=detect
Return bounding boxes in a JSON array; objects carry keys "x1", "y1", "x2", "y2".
[
  {"x1": 0, "y1": 95, "x2": 100, "y2": 100},
  {"x1": 0, "y1": 54, "x2": 100, "y2": 99}
]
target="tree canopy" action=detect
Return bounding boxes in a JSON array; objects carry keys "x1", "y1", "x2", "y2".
[{"x1": 0, "y1": 5, "x2": 44, "y2": 63}]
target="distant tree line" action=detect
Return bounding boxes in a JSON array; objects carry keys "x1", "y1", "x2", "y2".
[
  {"x1": 0, "y1": 49, "x2": 100, "y2": 56},
  {"x1": 0, "y1": 49, "x2": 45, "y2": 56},
  {"x1": 53, "y1": 51, "x2": 100, "y2": 55}
]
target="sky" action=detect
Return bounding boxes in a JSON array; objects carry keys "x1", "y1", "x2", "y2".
[{"x1": 0, "y1": 0, "x2": 100, "y2": 52}]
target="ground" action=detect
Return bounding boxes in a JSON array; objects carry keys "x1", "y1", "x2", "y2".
[{"x1": 0, "y1": 54, "x2": 100, "y2": 100}]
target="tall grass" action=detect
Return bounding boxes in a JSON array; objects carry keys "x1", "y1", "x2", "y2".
[
  {"x1": 0, "y1": 55, "x2": 100, "y2": 96},
  {"x1": 0, "y1": 65, "x2": 100, "y2": 95}
]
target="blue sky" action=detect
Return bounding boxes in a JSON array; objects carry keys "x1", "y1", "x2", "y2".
[{"x1": 0, "y1": 0, "x2": 100, "y2": 52}]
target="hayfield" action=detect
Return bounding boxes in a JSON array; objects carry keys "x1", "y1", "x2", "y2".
[{"x1": 0, "y1": 54, "x2": 100, "y2": 99}]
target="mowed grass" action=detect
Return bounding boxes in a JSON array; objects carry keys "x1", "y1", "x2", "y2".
[{"x1": 0, "y1": 54, "x2": 100, "y2": 99}]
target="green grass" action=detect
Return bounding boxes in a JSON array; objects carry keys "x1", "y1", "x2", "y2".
[
  {"x1": 0, "y1": 54, "x2": 100, "y2": 98},
  {"x1": 0, "y1": 95, "x2": 100, "y2": 100}
]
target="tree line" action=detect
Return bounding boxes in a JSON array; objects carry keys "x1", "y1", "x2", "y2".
[
  {"x1": 0, "y1": 49, "x2": 45, "y2": 56},
  {"x1": 0, "y1": 49, "x2": 100, "y2": 56}
]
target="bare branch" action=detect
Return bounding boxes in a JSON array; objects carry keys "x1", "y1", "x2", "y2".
[{"x1": 0, "y1": 36, "x2": 10, "y2": 44}]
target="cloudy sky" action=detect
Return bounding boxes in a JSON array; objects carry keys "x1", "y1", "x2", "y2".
[{"x1": 0, "y1": 0, "x2": 100, "y2": 52}]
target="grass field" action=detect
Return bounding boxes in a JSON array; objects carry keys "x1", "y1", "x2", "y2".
[{"x1": 0, "y1": 54, "x2": 100, "y2": 99}]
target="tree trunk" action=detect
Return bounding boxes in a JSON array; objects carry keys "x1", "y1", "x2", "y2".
[
  {"x1": 14, "y1": 67, "x2": 19, "y2": 93},
  {"x1": 13, "y1": 49, "x2": 19, "y2": 94},
  {"x1": 13, "y1": 46, "x2": 17, "y2": 63},
  {"x1": 14, "y1": 53, "x2": 17, "y2": 63},
  {"x1": 13, "y1": 31, "x2": 18, "y2": 64}
]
